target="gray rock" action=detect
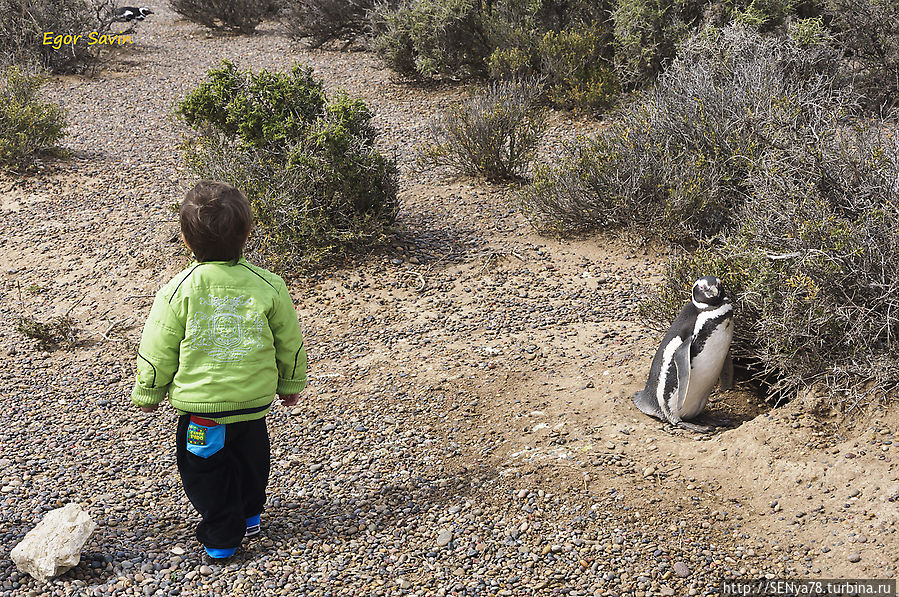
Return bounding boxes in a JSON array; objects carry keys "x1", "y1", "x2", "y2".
[
  {"x1": 437, "y1": 529, "x2": 453, "y2": 547},
  {"x1": 673, "y1": 561, "x2": 691, "y2": 577},
  {"x1": 848, "y1": 553, "x2": 861, "y2": 563},
  {"x1": 11, "y1": 503, "x2": 96, "y2": 582}
]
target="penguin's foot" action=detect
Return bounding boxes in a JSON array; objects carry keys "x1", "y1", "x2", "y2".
[
  {"x1": 694, "y1": 414, "x2": 736, "y2": 428},
  {"x1": 676, "y1": 421, "x2": 713, "y2": 433}
]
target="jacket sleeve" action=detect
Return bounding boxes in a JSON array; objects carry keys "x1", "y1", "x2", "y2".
[
  {"x1": 131, "y1": 288, "x2": 184, "y2": 407},
  {"x1": 270, "y1": 280, "x2": 307, "y2": 395}
]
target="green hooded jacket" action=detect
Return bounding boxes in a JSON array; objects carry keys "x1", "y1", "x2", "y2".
[{"x1": 130, "y1": 258, "x2": 307, "y2": 424}]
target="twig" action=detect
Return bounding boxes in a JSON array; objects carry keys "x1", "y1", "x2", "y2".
[
  {"x1": 96, "y1": 317, "x2": 134, "y2": 341},
  {"x1": 124, "y1": 294, "x2": 156, "y2": 301},
  {"x1": 402, "y1": 270, "x2": 426, "y2": 291},
  {"x1": 64, "y1": 295, "x2": 87, "y2": 318}
]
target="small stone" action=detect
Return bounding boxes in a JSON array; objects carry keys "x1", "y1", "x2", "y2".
[
  {"x1": 170, "y1": 546, "x2": 185, "y2": 556},
  {"x1": 397, "y1": 578, "x2": 412, "y2": 589},
  {"x1": 643, "y1": 467, "x2": 656, "y2": 477},
  {"x1": 673, "y1": 561, "x2": 691, "y2": 578},
  {"x1": 199, "y1": 565, "x2": 213, "y2": 576},
  {"x1": 848, "y1": 553, "x2": 861, "y2": 563},
  {"x1": 437, "y1": 529, "x2": 453, "y2": 547}
]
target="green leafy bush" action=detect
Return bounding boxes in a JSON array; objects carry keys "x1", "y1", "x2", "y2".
[
  {"x1": 178, "y1": 61, "x2": 398, "y2": 272},
  {"x1": 0, "y1": 0, "x2": 117, "y2": 73},
  {"x1": 0, "y1": 66, "x2": 67, "y2": 170},
  {"x1": 416, "y1": 78, "x2": 546, "y2": 180},
  {"x1": 642, "y1": 123, "x2": 899, "y2": 407},
  {"x1": 538, "y1": 27, "x2": 618, "y2": 111},
  {"x1": 372, "y1": 0, "x2": 491, "y2": 79},
  {"x1": 170, "y1": 0, "x2": 279, "y2": 34},
  {"x1": 521, "y1": 25, "x2": 842, "y2": 241}
]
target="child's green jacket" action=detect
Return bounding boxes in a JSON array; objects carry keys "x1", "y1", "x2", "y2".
[{"x1": 130, "y1": 258, "x2": 307, "y2": 424}]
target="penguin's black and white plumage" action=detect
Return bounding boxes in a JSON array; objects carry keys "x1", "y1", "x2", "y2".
[
  {"x1": 114, "y1": 6, "x2": 154, "y2": 21},
  {"x1": 633, "y1": 276, "x2": 734, "y2": 432}
]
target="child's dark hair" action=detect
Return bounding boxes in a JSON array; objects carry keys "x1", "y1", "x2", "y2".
[{"x1": 180, "y1": 181, "x2": 253, "y2": 263}]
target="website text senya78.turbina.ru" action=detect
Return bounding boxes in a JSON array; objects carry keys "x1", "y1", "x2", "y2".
[{"x1": 42, "y1": 32, "x2": 134, "y2": 51}]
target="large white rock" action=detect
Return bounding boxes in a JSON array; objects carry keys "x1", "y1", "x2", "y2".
[{"x1": 11, "y1": 503, "x2": 96, "y2": 582}]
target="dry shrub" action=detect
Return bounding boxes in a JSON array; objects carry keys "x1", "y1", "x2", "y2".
[
  {"x1": 521, "y1": 25, "x2": 842, "y2": 241},
  {"x1": 0, "y1": 0, "x2": 118, "y2": 73},
  {"x1": 281, "y1": 0, "x2": 390, "y2": 49},
  {"x1": 17, "y1": 315, "x2": 78, "y2": 350},
  {"x1": 416, "y1": 78, "x2": 546, "y2": 181},
  {"x1": 825, "y1": 0, "x2": 899, "y2": 110},
  {"x1": 642, "y1": 123, "x2": 899, "y2": 408},
  {"x1": 169, "y1": 0, "x2": 278, "y2": 34}
]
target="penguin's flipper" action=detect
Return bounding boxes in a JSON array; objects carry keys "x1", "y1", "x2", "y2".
[
  {"x1": 673, "y1": 340, "x2": 692, "y2": 412},
  {"x1": 719, "y1": 349, "x2": 734, "y2": 390}
]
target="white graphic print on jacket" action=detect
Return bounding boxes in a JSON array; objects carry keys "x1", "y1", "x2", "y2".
[{"x1": 187, "y1": 296, "x2": 265, "y2": 362}]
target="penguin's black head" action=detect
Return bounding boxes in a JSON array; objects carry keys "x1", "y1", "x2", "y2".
[
  {"x1": 691, "y1": 276, "x2": 726, "y2": 309},
  {"x1": 139, "y1": 7, "x2": 154, "y2": 15}
]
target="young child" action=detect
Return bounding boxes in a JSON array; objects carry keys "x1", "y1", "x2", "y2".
[{"x1": 131, "y1": 180, "x2": 307, "y2": 559}]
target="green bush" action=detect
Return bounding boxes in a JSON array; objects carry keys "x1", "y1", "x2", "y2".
[
  {"x1": 416, "y1": 78, "x2": 546, "y2": 180},
  {"x1": 642, "y1": 122, "x2": 899, "y2": 407},
  {"x1": 538, "y1": 27, "x2": 618, "y2": 111},
  {"x1": 0, "y1": 66, "x2": 67, "y2": 171},
  {"x1": 178, "y1": 61, "x2": 398, "y2": 272},
  {"x1": 521, "y1": 25, "x2": 842, "y2": 241},
  {"x1": 170, "y1": 0, "x2": 279, "y2": 34},
  {"x1": 611, "y1": 0, "x2": 704, "y2": 87},
  {"x1": 0, "y1": 0, "x2": 118, "y2": 73},
  {"x1": 372, "y1": 0, "x2": 491, "y2": 79}
]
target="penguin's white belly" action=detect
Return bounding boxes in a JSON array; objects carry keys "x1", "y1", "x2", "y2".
[{"x1": 680, "y1": 321, "x2": 733, "y2": 419}]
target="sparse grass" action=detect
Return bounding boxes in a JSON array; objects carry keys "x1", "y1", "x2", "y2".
[{"x1": 17, "y1": 315, "x2": 78, "y2": 350}]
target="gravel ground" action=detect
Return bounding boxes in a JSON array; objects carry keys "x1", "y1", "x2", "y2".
[{"x1": 0, "y1": 8, "x2": 896, "y2": 597}]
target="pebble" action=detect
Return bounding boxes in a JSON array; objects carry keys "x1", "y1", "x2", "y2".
[
  {"x1": 848, "y1": 553, "x2": 861, "y2": 563},
  {"x1": 673, "y1": 561, "x2": 691, "y2": 577},
  {"x1": 437, "y1": 529, "x2": 453, "y2": 547},
  {"x1": 199, "y1": 565, "x2": 213, "y2": 576}
]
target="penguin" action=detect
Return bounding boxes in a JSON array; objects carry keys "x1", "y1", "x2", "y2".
[
  {"x1": 114, "y1": 6, "x2": 154, "y2": 21},
  {"x1": 633, "y1": 276, "x2": 734, "y2": 432}
]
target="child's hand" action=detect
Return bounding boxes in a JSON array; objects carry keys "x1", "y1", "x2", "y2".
[
  {"x1": 139, "y1": 404, "x2": 159, "y2": 413},
  {"x1": 279, "y1": 394, "x2": 300, "y2": 407}
]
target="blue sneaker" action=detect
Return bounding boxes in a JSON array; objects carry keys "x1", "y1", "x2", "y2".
[
  {"x1": 245, "y1": 514, "x2": 261, "y2": 537},
  {"x1": 204, "y1": 546, "x2": 237, "y2": 559}
]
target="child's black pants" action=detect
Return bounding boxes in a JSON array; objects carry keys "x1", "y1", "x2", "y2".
[{"x1": 175, "y1": 414, "x2": 270, "y2": 549}]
